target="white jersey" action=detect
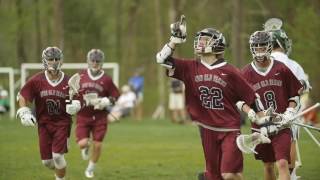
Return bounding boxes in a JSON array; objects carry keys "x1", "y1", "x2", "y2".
[{"x1": 271, "y1": 51, "x2": 311, "y2": 91}]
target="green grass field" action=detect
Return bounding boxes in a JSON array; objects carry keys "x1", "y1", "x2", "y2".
[{"x1": 0, "y1": 116, "x2": 319, "y2": 180}]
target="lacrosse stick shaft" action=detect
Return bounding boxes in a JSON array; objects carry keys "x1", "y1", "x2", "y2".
[
  {"x1": 293, "y1": 122, "x2": 320, "y2": 132},
  {"x1": 290, "y1": 103, "x2": 320, "y2": 121},
  {"x1": 295, "y1": 140, "x2": 302, "y2": 167}
]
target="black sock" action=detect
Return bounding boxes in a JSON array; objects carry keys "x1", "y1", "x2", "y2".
[{"x1": 289, "y1": 168, "x2": 294, "y2": 174}]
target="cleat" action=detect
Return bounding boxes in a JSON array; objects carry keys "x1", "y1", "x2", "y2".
[
  {"x1": 198, "y1": 172, "x2": 207, "y2": 180},
  {"x1": 85, "y1": 169, "x2": 94, "y2": 178}
]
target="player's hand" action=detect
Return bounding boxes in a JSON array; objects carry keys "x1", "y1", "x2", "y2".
[
  {"x1": 274, "y1": 107, "x2": 296, "y2": 127},
  {"x1": 83, "y1": 93, "x2": 99, "y2": 106},
  {"x1": 260, "y1": 124, "x2": 279, "y2": 137},
  {"x1": 16, "y1": 107, "x2": 37, "y2": 126},
  {"x1": 93, "y1": 97, "x2": 112, "y2": 110},
  {"x1": 248, "y1": 109, "x2": 270, "y2": 125},
  {"x1": 66, "y1": 100, "x2": 81, "y2": 115},
  {"x1": 170, "y1": 15, "x2": 186, "y2": 44}
]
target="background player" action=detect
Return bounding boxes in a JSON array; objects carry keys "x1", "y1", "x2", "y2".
[
  {"x1": 156, "y1": 15, "x2": 270, "y2": 180},
  {"x1": 16, "y1": 46, "x2": 81, "y2": 180},
  {"x1": 75, "y1": 49, "x2": 120, "y2": 178},
  {"x1": 264, "y1": 19, "x2": 312, "y2": 179},
  {"x1": 241, "y1": 31, "x2": 302, "y2": 180}
]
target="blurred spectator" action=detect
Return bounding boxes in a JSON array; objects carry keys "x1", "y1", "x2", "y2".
[
  {"x1": 168, "y1": 78, "x2": 186, "y2": 124},
  {"x1": 0, "y1": 86, "x2": 9, "y2": 114},
  {"x1": 302, "y1": 96, "x2": 319, "y2": 128},
  {"x1": 108, "y1": 85, "x2": 137, "y2": 122},
  {"x1": 128, "y1": 68, "x2": 144, "y2": 120}
]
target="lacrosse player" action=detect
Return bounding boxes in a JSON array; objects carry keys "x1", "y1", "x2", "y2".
[
  {"x1": 264, "y1": 20, "x2": 312, "y2": 179},
  {"x1": 16, "y1": 47, "x2": 81, "y2": 180},
  {"x1": 74, "y1": 49, "x2": 120, "y2": 178},
  {"x1": 156, "y1": 15, "x2": 271, "y2": 180},
  {"x1": 241, "y1": 31, "x2": 303, "y2": 180}
]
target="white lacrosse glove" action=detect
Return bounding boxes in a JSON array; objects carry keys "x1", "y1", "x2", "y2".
[
  {"x1": 16, "y1": 107, "x2": 37, "y2": 126},
  {"x1": 275, "y1": 107, "x2": 296, "y2": 127},
  {"x1": 260, "y1": 124, "x2": 279, "y2": 137},
  {"x1": 66, "y1": 100, "x2": 81, "y2": 115},
  {"x1": 169, "y1": 15, "x2": 186, "y2": 44},
  {"x1": 247, "y1": 109, "x2": 271, "y2": 125},
  {"x1": 93, "y1": 97, "x2": 112, "y2": 110},
  {"x1": 83, "y1": 93, "x2": 99, "y2": 106}
]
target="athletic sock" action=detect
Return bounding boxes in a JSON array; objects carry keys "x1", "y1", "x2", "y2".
[{"x1": 87, "y1": 160, "x2": 96, "y2": 171}]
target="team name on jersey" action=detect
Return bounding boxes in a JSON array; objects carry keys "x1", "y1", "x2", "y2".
[
  {"x1": 195, "y1": 74, "x2": 227, "y2": 87},
  {"x1": 253, "y1": 79, "x2": 282, "y2": 91},
  {"x1": 40, "y1": 90, "x2": 67, "y2": 98},
  {"x1": 82, "y1": 82, "x2": 103, "y2": 92}
]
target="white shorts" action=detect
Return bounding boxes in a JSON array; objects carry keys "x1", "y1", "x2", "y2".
[{"x1": 169, "y1": 93, "x2": 185, "y2": 110}]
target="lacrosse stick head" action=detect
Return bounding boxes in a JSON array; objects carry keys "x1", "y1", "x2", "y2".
[
  {"x1": 68, "y1": 73, "x2": 81, "y2": 100},
  {"x1": 236, "y1": 132, "x2": 271, "y2": 154},
  {"x1": 263, "y1": 18, "x2": 283, "y2": 31}
]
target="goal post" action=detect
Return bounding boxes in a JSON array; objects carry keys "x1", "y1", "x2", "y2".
[
  {"x1": 20, "y1": 63, "x2": 119, "y2": 87},
  {"x1": 0, "y1": 67, "x2": 15, "y2": 118}
]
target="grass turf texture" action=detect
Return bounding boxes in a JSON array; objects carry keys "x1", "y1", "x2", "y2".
[{"x1": 0, "y1": 116, "x2": 319, "y2": 180}]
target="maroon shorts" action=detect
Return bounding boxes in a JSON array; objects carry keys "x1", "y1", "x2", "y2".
[
  {"x1": 76, "y1": 115, "x2": 108, "y2": 142},
  {"x1": 38, "y1": 123, "x2": 71, "y2": 160},
  {"x1": 254, "y1": 128, "x2": 291, "y2": 163},
  {"x1": 199, "y1": 127, "x2": 243, "y2": 180}
]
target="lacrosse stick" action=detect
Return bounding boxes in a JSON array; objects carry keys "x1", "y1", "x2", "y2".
[
  {"x1": 252, "y1": 103, "x2": 320, "y2": 131},
  {"x1": 67, "y1": 73, "x2": 81, "y2": 102},
  {"x1": 263, "y1": 18, "x2": 283, "y2": 31},
  {"x1": 236, "y1": 132, "x2": 271, "y2": 154},
  {"x1": 274, "y1": 103, "x2": 320, "y2": 126}
]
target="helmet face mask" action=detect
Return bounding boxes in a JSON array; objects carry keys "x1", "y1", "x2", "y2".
[
  {"x1": 87, "y1": 49, "x2": 104, "y2": 74},
  {"x1": 194, "y1": 28, "x2": 226, "y2": 55},
  {"x1": 42, "y1": 47, "x2": 63, "y2": 74},
  {"x1": 249, "y1": 31, "x2": 273, "y2": 62}
]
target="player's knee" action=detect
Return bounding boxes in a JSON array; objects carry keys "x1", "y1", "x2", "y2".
[
  {"x1": 94, "y1": 141, "x2": 102, "y2": 149},
  {"x1": 78, "y1": 138, "x2": 89, "y2": 148},
  {"x1": 221, "y1": 173, "x2": 243, "y2": 180},
  {"x1": 42, "y1": 159, "x2": 55, "y2": 170},
  {"x1": 52, "y1": 153, "x2": 67, "y2": 169},
  {"x1": 277, "y1": 159, "x2": 289, "y2": 170}
]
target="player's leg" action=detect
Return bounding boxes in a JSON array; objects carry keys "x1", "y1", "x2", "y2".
[
  {"x1": 76, "y1": 118, "x2": 91, "y2": 160},
  {"x1": 52, "y1": 124, "x2": 71, "y2": 180},
  {"x1": 273, "y1": 129, "x2": 291, "y2": 180},
  {"x1": 289, "y1": 124, "x2": 300, "y2": 179},
  {"x1": 85, "y1": 119, "x2": 108, "y2": 178},
  {"x1": 176, "y1": 94, "x2": 186, "y2": 123},
  {"x1": 198, "y1": 127, "x2": 223, "y2": 180},
  {"x1": 220, "y1": 131, "x2": 243, "y2": 180},
  {"x1": 253, "y1": 139, "x2": 276, "y2": 180},
  {"x1": 263, "y1": 162, "x2": 276, "y2": 180},
  {"x1": 39, "y1": 124, "x2": 55, "y2": 170}
]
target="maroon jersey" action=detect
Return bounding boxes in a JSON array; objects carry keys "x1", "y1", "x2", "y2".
[
  {"x1": 241, "y1": 60, "x2": 302, "y2": 114},
  {"x1": 77, "y1": 69, "x2": 120, "y2": 119},
  {"x1": 170, "y1": 58, "x2": 256, "y2": 129},
  {"x1": 19, "y1": 71, "x2": 71, "y2": 125}
]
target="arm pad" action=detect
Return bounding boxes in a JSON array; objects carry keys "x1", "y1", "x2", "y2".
[{"x1": 156, "y1": 44, "x2": 175, "y2": 69}]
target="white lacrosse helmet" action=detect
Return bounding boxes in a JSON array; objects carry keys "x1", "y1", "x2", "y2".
[
  {"x1": 42, "y1": 46, "x2": 63, "y2": 72},
  {"x1": 87, "y1": 49, "x2": 104, "y2": 73}
]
